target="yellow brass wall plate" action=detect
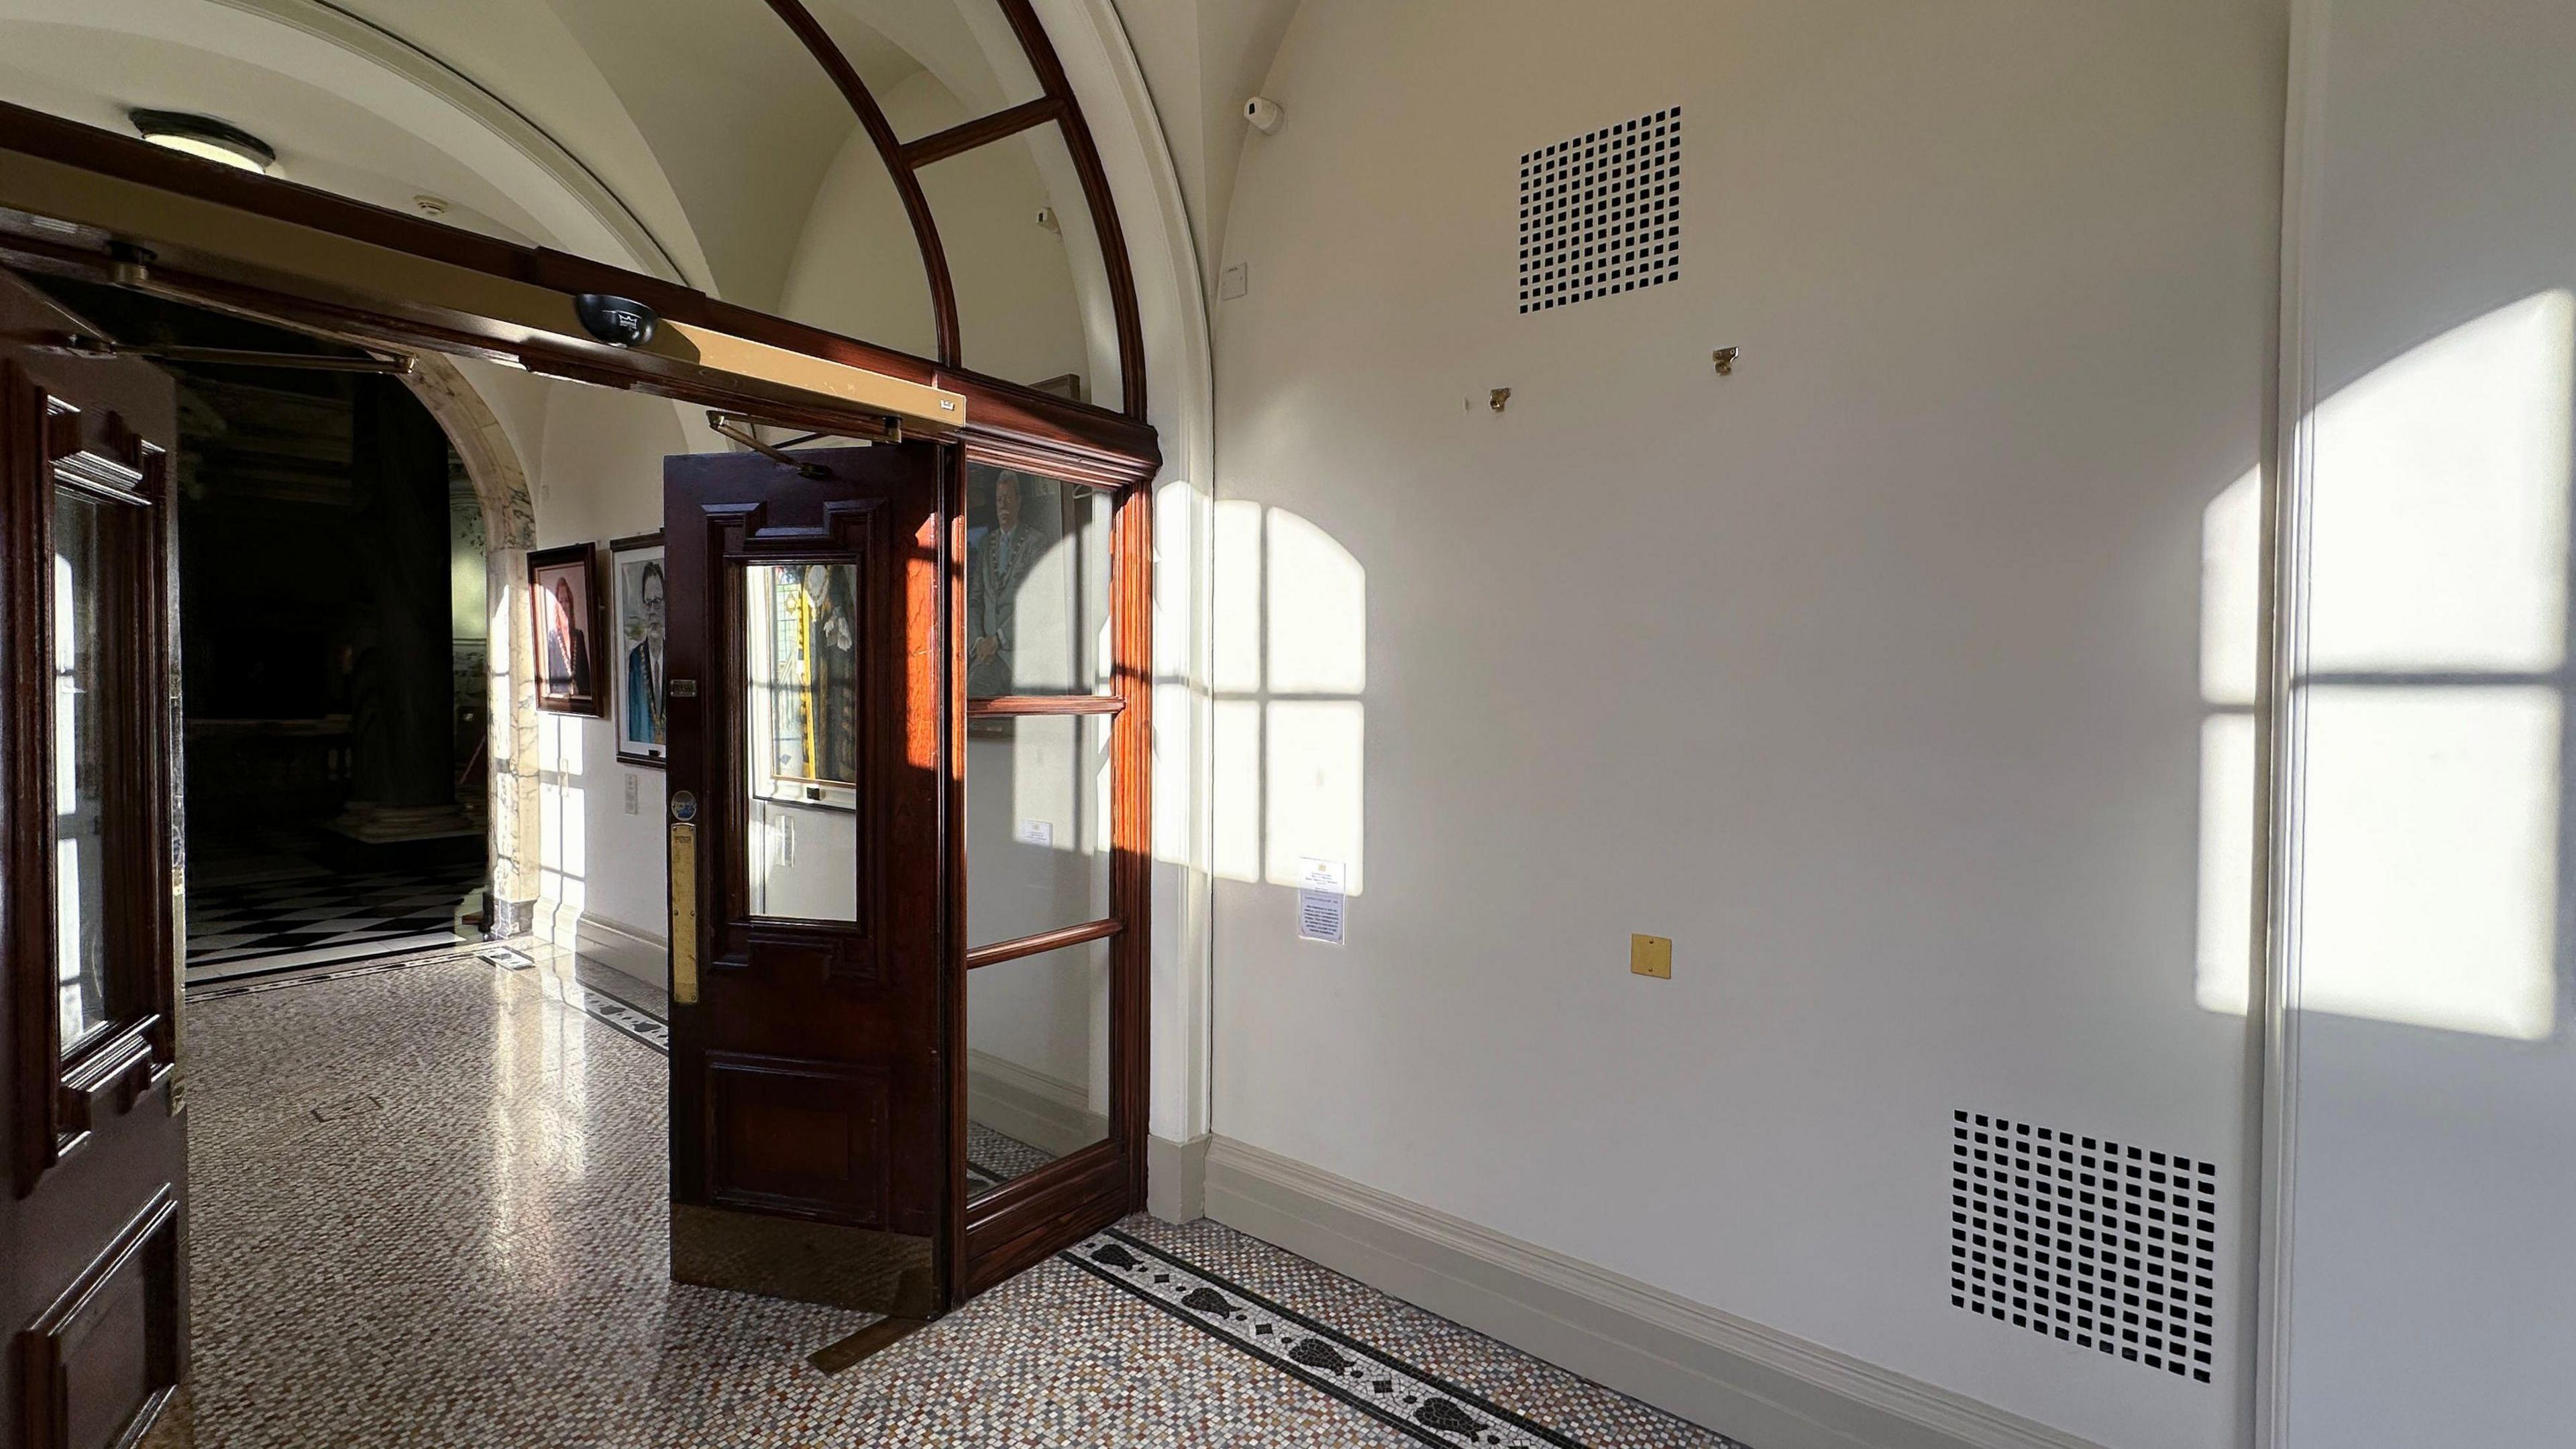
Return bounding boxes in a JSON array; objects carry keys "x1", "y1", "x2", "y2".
[
  {"x1": 1630, "y1": 934, "x2": 1672, "y2": 979},
  {"x1": 669, "y1": 822, "x2": 699, "y2": 1005}
]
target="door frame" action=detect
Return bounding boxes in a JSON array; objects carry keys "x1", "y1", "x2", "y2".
[{"x1": 0, "y1": 112, "x2": 1160, "y2": 1308}]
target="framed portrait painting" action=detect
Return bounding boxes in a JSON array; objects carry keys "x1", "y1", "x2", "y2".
[
  {"x1": 528, "y1": 542, "x2": 606, "y2": 716},
  {"x1": 610, "y1": 532, "x2": 668, "y2": 765}
]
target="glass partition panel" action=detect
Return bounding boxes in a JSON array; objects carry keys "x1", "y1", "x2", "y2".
[
  {"x1": 966, "y1": 712, "x2": 1110, "y2": 946},
  {"x1": 743, "y1": 561, "x2": 861, "y2": 922},
  {"x1": 0, "y1": 0, "x2": 935, "y2": 354},
  {"x1": 804, "y1": 0, "x2": 1046, "y2": 143},
  {"x1": 918, "y1": 124, "x2": 1126, "y2": 411},
  {"x1": 966, "y1": 464, "x2": 1112, "y2": 698},
  {"x1": 967, "y1": 936, "x2": 1111, "y2": 1198},
  {"x1": 53, "y1": 490, "x2": 117, "y2": 1057}
]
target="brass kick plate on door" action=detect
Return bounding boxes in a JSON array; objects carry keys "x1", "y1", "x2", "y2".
[{"x1": 670, "y1": 822, "x2": 700, "y2": 1004}]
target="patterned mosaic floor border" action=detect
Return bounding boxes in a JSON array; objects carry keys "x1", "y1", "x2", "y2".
[{"x1": 1067, "y1": 1226, "x2": 1597, "y2": 1449}]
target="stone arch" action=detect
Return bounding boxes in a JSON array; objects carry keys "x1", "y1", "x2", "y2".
[{"x1": 402, "y1": 352, "x2": 542, "y2": 936}]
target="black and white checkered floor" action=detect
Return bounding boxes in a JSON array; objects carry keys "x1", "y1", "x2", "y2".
[{"x1": 185, "y1": 857, "x2": 484, "y2": 983}]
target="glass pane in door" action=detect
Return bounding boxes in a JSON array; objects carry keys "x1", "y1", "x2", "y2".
[
  {"x1": 965, "y1": 464, "x2": 1111, "y2": 697},
  {"x1": 967, "y1": 936, "x2": 1111, "y2": 1198},
  {"x1": 920, "y1": 124, "x2": 1126, "y2": 411},
  {"x1": 966, "y1": 712, "x2": 1110, "y2": 946},
  {"x1": 743, "y1": 561, "x2": 861, "y2": 922},
  {"x1": 53, "y1": 491, "x2": 113, "y2": 1055}
]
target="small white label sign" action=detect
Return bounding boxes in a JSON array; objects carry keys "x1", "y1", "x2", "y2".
[
  {"x1": 1297, "y1": 857, "x2": 1346, "y2": 946},
  {"x1": 1015, "y1": 819, "x2": 1055, "y2": 847}
]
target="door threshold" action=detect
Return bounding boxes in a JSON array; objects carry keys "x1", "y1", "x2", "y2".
[{"x1": 808, "y1": 1317, "x2": 929, "y2": 1375}]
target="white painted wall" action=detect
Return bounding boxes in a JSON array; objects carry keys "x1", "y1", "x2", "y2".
[
  {"x1": 2275, "y1": 2, "x2": 2576, "y2": 1445},
  {"x1": 1106, "y1": 0, "x2": 1302, "y2": 292},
  {"x1": 477, "y1": 366, "x2": 716, "y2": 979},
  {"x1": 780, "y1": 68, "x2": 1102, "y2": 397},
  {"x1": 1204, "y1": 3, "x2": 2282, "y2": 1446}
]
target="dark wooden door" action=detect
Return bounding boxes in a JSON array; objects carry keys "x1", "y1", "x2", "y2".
[
  {"x1": 663, "y1": 442, "x2": 951, "y2": 1317},
  {"x1": 0, "y1": 271, "x2": 186, "y2": 1448}
]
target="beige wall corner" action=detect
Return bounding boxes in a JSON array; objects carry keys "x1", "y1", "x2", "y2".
[{"x1": 1148, "y1": 1132, "x2": 1211, "y2": 1222}]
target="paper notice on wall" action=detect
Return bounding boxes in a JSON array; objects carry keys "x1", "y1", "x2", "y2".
[
  {"x1": 1015, "y1": 819, "x2": 1055, "y2": 847},
  {"x1": 1297, "y1": 858, "x2": 1346, "y2": 946}
]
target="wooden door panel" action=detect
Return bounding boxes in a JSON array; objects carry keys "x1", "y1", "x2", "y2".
[
  {"x1": 19, "y1": 1191, "x2": 178, "y2": 1449},
  {"x1": 704, "y1": 1055, "x2": 891, "y2": 1225},
  {"x1": 0, "y1": 268, "x2": 184, "y2": 1449},
  {"x1": 665, "y1": 443, "x2": 949, "y2": 1316}
]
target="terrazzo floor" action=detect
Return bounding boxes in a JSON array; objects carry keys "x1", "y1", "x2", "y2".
[{"x1": 178, "y1": 948, "x2": 1740, "y2": 1448}]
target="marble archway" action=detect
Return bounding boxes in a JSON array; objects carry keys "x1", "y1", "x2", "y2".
[{"x1": 402, "y1": 353, "x2": 541, "y2": 936}]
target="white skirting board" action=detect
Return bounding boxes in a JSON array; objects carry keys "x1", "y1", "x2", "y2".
[
  {"x1": 548, "y1": 909, "x2": 667, "y2": 997},
  {"x1": 1201, "y1": 1137, "x2": 2102, "y2": 1449},
  {"x1": 967, "y1": 1050, "x2": 1109, "y2": 1159}
]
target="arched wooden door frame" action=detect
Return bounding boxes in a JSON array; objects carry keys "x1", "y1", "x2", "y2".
[
  {"x1": 763, "y1": 0, "x2": 1151, "y2": 420},
  {"x1": 0, "y1": 83, "x2": 1161, "y2": 1305}
]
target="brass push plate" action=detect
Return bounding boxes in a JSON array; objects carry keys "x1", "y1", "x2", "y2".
[
  {"x1": 670, "y1": 822, "x2": 699, "y2": 1004},
  {"x1": 1630, "y1": 934, "x2": 1672, "y2": 980}
]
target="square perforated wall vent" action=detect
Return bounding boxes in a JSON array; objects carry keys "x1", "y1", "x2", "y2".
[
  {"x1": 1518, "y1": 107, "x2": 1680, "y2": 314},
  {"x1": 1951, "y1": 1111, "x2": 2218, "y2": 1383}
]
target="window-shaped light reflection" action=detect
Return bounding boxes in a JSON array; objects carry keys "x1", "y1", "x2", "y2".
[
  {"x1": 2196, "y1": 467, "x2": 2265, "y2": 1015},
  {"x1": 1210, "y1": 504, "x2": 1368, "y2": 894},
  {"x1": 2279, "y1": 290, "x2": 2575, "y2": 1040},
  {"x1": 2308, "y1": 292, "x2": 2573, "y2": 674},
  {"x1": 2300, "y1": 686, "x2": 2559, "y2": 1039}
]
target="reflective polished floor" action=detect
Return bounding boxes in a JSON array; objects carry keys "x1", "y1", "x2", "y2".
[{"x1": 178, "y1": 949, "x2": 1735, "y2": 1448}]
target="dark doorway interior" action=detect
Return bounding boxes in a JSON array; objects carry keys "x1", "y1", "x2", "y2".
[{"x1": 30, "y1": 278, "x2": 490, "y2": 983}]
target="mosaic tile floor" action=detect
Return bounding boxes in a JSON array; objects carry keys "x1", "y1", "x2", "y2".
[
  {"x1": 182, "y1": 949, "x2": 1737, "y2": 1448},
  {"x1": 964, "y1": 1121, "x2": 1055, "y2": 1195}
]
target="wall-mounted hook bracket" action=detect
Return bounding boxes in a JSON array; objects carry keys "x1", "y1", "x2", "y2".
[
  {"x1": 1712, "y1": 347, "x2": 1739, "y2": 376},
  {"x1": 708, "y1": 412, "x2": 829, "y2": 478},
  {"x1": 1489, "y1": 387, "x2": 1512, "y2": 413}
]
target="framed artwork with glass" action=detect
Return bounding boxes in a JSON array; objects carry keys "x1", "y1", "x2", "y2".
[
  {"x1": 610, "y1": 532, "x2": 667, "y2": 765},
  {"x1": 528, "y1": 542, "x2": 605, "y2": 716}
]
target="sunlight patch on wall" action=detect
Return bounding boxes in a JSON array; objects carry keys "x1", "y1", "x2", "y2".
[
  {"x1": 1264, "y1": 700, "x2": 1364, "y2": 896},
  {"x1": 1213, "y1": 500, "x2": 1263, "y2": 696},
  {"x1": 2197, "y1": 712, "x2": 2260, "y2": 1016},
  {"x1": 1265, "y1": 509, "x2": 1366, "y2": 694},
  {"x1": 2201, "y1": 468, "x2": 2263, "y2": 709},
  {"x1": 2308, "y1": 291, "x2": 2573, "y2": 674},
  {"x1": 2284, "y1": 289, "x2": 2575, "y2": 1040},
  {"x1": 537, "y1": 715, "x2": 587, "y2": 913},
  {"x1": 1213, "y1": 697, "x2": 1261, "y2": 883},
  {"x1": 2196, "y1": 466, "x2": 2264, "y2": 1015},
  {"x1": 1210, "y1": 502, "x2": 1366, "y2": 894},
  {"x1": 2300, "y1": 686, "x2": 2559, "y2": 1040}
]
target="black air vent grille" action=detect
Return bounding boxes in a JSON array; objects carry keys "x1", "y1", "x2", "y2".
[
  {"x1": 1518, "y1": 107, "x2": 1680, "y2": 314},
  {"x1": 1950, "y1": 1110, "x2": 2218, "y2": 1383}
]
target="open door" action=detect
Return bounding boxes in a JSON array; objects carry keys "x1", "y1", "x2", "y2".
[
  {"x1": 662, "y1": 440, "x2": 951, "y2": 1317},
  {"x1": 0, "y1": 271, "x2": 186, "y2": 1448}
]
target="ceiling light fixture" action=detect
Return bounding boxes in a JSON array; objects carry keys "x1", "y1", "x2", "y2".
[{"x1": 128, "y1": 109, "x2": 274, "y2": 174}]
